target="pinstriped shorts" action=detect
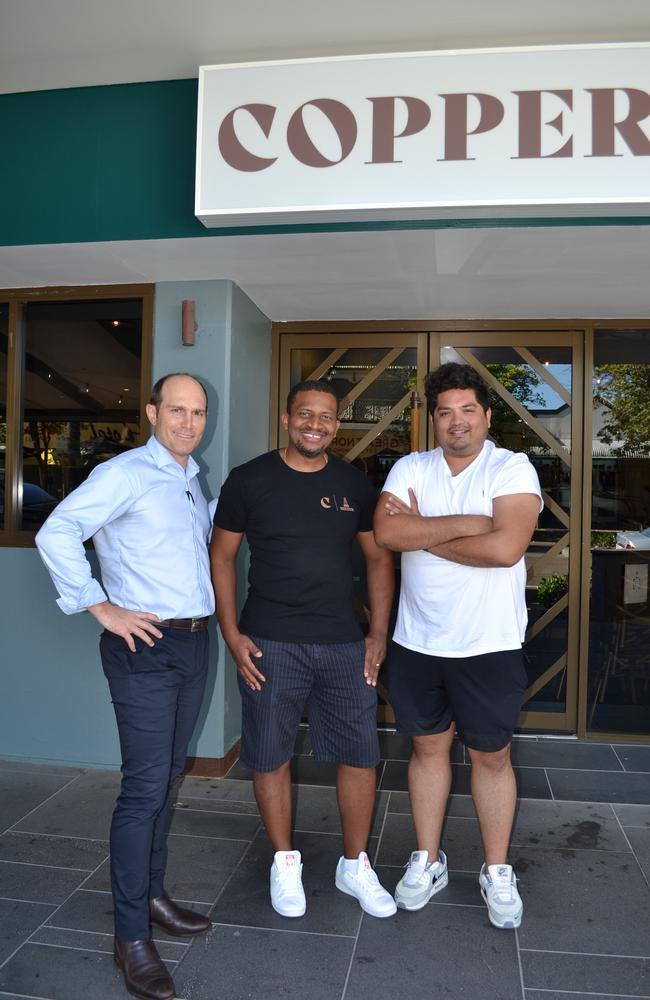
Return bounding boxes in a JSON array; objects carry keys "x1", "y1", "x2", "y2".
[{"x1": 238, "y1": 637, "x2": 380, "y2": 772}]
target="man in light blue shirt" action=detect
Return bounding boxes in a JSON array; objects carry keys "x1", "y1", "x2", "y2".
[{"x1": 36, "y1": 373, "x2": 215, "y2": 1000}]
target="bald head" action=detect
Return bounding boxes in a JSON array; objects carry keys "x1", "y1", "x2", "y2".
[{"x1": 149, "y1": 373, "x2": 208, "y2": 412}]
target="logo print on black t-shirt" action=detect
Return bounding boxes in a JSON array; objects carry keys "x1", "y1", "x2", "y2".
[{"x1": 320, "y1": 495, "x2": 355, "y2": 511}]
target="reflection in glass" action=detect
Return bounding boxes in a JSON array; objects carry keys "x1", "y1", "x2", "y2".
[
  {"x1": 0, "y1": 304, "x2": 8, "y2": 528},
  {"x1": 588, "y1": 330, "x2": 650, "y2": 734},
  {"x1": 21, "y1": 299, "x2": 142, "y2": 530}
]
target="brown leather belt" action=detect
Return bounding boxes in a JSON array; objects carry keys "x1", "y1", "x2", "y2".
[{"x1": 158, "y1": 617, "x2": 210, "y2": 632}]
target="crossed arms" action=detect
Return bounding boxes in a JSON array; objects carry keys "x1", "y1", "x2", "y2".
[{"x1": 373, "y1": 488, "x2": 541, "y2": 568}]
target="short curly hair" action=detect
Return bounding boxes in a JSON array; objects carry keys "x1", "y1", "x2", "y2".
[
  {"x1": 286, "y1": 379, "x2": 339, "y2": 414},
  {"x1": 424, "y1": 363, "x2": 490, "y2": 416}
]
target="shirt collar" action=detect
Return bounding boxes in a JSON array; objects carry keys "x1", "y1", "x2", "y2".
[
  {"x1": 146, "y1": 435, "x2": 199, "y2": 479},
  {"x1": 440, "y1": 440, "x2": 490, "y2": 478}
]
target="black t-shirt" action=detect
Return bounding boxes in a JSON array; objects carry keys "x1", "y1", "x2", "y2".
[{"x1": 214, "y1": 450, "x2": 377, "y2": 642}]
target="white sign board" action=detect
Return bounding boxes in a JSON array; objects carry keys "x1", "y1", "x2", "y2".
[
  {"x1": 196, "y1": 44, "x2": 650, "y2": 228},
  {"x1": 624, "y1": 563, "x2": 648, "y2": 605}
]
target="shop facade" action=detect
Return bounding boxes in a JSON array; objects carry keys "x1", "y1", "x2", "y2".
[{"x1": 2, "y1": 41, "x2": 650, "y2": 770}]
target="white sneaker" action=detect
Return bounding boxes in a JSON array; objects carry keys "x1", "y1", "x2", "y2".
[
  {"x1": 335, "y1": 852, "x2": 397, "y2": 918},
  {"x1": 270, "y1": 850, "x2": 306, "y2": 917},
  {"x1": 479, "y1": 863, "x2": 523, "y2": 929},
  {"x1": 394, "y1": 850, "x2": 449, "y2": 911}
]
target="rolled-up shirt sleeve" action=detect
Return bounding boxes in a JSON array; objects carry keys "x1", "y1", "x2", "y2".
[{"x1": 35, "y1": 462, "x2": 136, "y2": 614}]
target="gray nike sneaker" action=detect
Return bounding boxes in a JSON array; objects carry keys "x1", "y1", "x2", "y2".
[
  {"x1": 394, "y1": 849, "x2": 448, "y2": 911},
  {"x1": 479, "y1": 863, "x2": 523, "y2": 929}
]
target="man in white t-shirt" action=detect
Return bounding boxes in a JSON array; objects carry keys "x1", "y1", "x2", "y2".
[{"x1": 374, "y1": 362, "x2": 542, "y2": 930}]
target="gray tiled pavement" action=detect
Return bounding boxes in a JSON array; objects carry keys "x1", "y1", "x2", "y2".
[{"x1": 1, "y1": 733, "x2": 649, "y2": 999}]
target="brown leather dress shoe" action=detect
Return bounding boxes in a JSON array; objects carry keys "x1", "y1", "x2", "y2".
[
  {"x1": 149, "y1": 894, "x2": 211, "y2": 936},
  {"x1": 113, "y1": 938, "x2": 175, "y2": 1000}
]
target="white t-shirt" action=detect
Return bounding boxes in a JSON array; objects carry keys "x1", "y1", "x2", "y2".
[{"x1": 383, "y1": 441, "x2": 542, "y2": 657}]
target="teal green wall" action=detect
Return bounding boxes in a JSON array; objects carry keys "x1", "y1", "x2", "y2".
[
  {"x1": 0, "y1": 80, "x2": 206, "y2": 246},
  {"x1": 0, "y1": 280, "x2": 272, "y2": 767}
]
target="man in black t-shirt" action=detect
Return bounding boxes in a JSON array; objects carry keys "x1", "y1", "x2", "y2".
[{"x1": 211, "y1": 380, "x2": 396, "y2": 920}]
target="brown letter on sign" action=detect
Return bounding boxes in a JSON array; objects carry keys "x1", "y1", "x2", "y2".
[
  {"x1": 440, "y1": 92, "x2": 505, "y2": 161},
  {"x1": 588, "y1": 88, "x2": 650, "y2": 156},
  {"x1": 218, "y1": 104, "x2": 278, "y2": 172},
  {"x1": 287, "y1": 99, "x2": 357, "y2": 167},
  {"x1": 367, "y1": 96, "x2": 431, "y2": 163},
  {"x1": 514, "y1": 90, "x2": 573, "y2": 158}
]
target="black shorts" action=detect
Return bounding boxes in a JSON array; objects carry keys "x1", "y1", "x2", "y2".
[
  {"x1": 238, "y1": 636, "x2": 380, "y2": 772},
  {"x1": 386, "y1": 641, "x2": 527, "y2": 752}
]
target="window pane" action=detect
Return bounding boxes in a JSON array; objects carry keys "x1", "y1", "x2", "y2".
[
  {"x1": 0, "y1": 304, "x2": 7, "y2": 528},
  {"x1": 587, "y1": 329, "x2": 650, "y2": 735},
  {"x1": 21, "y1": 299, "x2": 142, "y2": 530}
]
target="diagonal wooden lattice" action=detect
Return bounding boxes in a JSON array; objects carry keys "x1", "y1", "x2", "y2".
[
  {"x1": 455, "y1": 348, "x2": 571, "y2": 468},
  {"x1": 335, "y1": 347, "x2": 404, "y2": 414},
  {"x1": 305, "y1": 347, "x2": 347, "y2": 381},
  {"x1": 524, "y1": 653, "x2": 568, "y2": 701},
  {"x1": 525, "y1": 591, "x2": 569, "y2": 643},
  {"x1": 526, "y1": 533, "x2": 569, "y2": 584},
  {"x1": 514, "y1": 347, "x2": 571, "y2": 406},
  {"x1": 304, "y1": 347, "x2": 410, "y2": 462},
  {"x1": 346, "y1": 392, "x2": 412, "y2": 462},
  {"x1": 541, "y1": 489, "x2": 569, "y2": 529},
  {"x1": 522, "y1": 592, "x2": 569, "y2": 700}
]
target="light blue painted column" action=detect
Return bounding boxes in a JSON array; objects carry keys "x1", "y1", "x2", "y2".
[
  {"x1": 0, "y1": 547, "x2": 120, "y2": 766},
  {"x1": 151, "y1": 280, "x2": 231, "y2": 760},
  {"x1": 152, "y1": 280, "x2": 272, "y2": 761},
  {"x1": 222, "y1": 284, "x2": 273, "y2": 752}
]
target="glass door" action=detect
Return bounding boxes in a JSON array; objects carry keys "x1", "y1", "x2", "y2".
[
  {"x1": 431, "y1": 332, "x2": 584, "y2": 733},
  {"x1": 276, "y1": 327, "x2": 583, "y2": 733}
]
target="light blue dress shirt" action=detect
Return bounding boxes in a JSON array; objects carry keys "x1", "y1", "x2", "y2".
[{"x1": 35, "y1": 436, "x2": 215, "y2": 619}]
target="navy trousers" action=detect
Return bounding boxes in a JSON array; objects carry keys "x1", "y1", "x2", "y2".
[{"x1": 100, "y1": 627, "x2": 208, "y2": 940}]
